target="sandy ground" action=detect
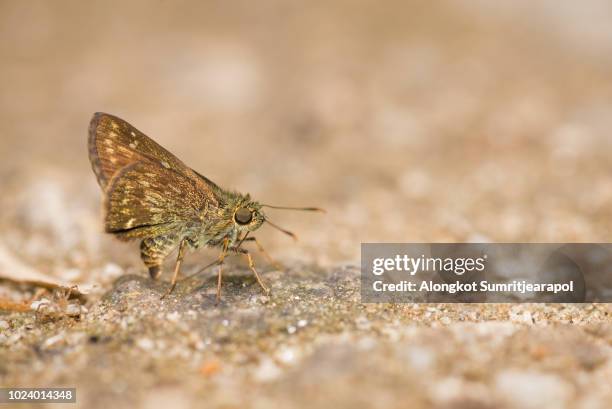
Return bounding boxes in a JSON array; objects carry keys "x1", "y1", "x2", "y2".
[{"x1": 0, "y1": 1, "x2": 611, "y2": 408}]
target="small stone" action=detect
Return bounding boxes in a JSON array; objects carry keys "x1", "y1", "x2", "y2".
[
  {"x1": 67, "y1": 332, "x2": 87, "y2": 344},
  {"x1": 62, "y1": 268, "x2": 82, "y2": 281},
  {"x1": 0, "y1": 320, "x2": 9, "y2": 330},
  {"x1": 297, "y1": 319, "x2": 308, "y2": 328},
  {"x1": 406, "y1": 346, "x2": 434, "y2": 371},
  {"x1": 103, "y1": 263, "x2": 123, "y2": 277},
  {"x1": 495, "y1": 370, "x2": 570, "y2": 409},
  {"x1": 355, "y1": 316, "x2": 371, "y2": 331},
  {"x1": 286, "y1": 325, "x2": 297, "y2": 334},
  {"x1": 136, "y1": 338, "x2": 155, "y2": 351},
  {"x1": 357, "y1": 336, "x2": 377, "y2": 350},
  {"x1": 65, "y1": 304, "x2": 82, "y2": 316},
  {"x1": 253, "y1": 358, "x2": 282, "y2": 382},
  {"x1": 276, "y1": 347, "x2": 297, "y2": 364},
  {"x1": 166, "y1": 312, "x2": 181, "y2": 322},
  {"x1": 30, "y1": 298, "x2": 50, "y2": 311},
  {"x1": 187, "y1": 332, "x2": 205, "y2": 351},
  {"x1": 8, "y1": 333, "x2": 21, "y2": 345},
  {"x1": 428, "y1": 377, "x2": 464, "y2": 405},
  {"x1": 43, "y1": 333, "x2": 65, "y2": 348}
]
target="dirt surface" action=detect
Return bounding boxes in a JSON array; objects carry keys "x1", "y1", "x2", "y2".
[{"x1": 1, "y1": 1, "x2": 611, "y2": 408}]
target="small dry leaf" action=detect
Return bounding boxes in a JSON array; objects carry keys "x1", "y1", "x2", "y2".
[{"x1": 0, "y1": 243, "x2": 89, "y2": 297}]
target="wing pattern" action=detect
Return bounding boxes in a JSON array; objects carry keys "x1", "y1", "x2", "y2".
[
  {"x1": 89, "y1": 112, "x2": 189, "y2": 189},
  {"x1": 104, "y1": 161, "x2": 210, "y2": 239},
  {"x1": 88, "y1": 112, "x2": 219, "y2": 240}
]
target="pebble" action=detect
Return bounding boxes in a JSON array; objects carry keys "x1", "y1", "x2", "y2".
[
  {"x1": 428, "y1": 377, "x2": 464, "y2": 404},
  {"x1": 43, "y1": 333, "x2": 65, "y2": 348},
  {"x1": 509, "y1": 307, "x2": 535, "y2": 325},
  {"x1": 253, "y1": 358, "x2": 282, "y2": 382},
  {"x1": 355, "y1": 316, "x2": 371, "y2": 331},
  {"x1": 136, "y1": 338, "x2": 155, "y2": 351},
  {"x1": 65, "y1": 304, "x2": 82, "y2": 316},
  {"x1": 103, "y1": 263, "x2": 123, "y2": 277},
  {"x1": 495, "y1": 370, "x2": 571, "y2": 409},
  {"x1": 0, "y1": 320, "x2": 9, "y2": 330},
  {"x1": 357, "y1": 336, "x2": 377, "y2": 350},
  {"x1": 30, "y1": 298, "x2": 51, "y2": 311},
  {"x1": 8, "y1": 333, "x2": 21, "y2": 344},
  {"x1": 62, "y1": 268, "x2": 82, "y2": 281},
  {"x1": 276, "y1": 347, "x2": 297, "y2": 364},
  {"x1": 166, "y1": 312, "x2": 181, "y2": 322},
  {"x1": 406, "y1": 346, "x2": 434, "y2": 371}
]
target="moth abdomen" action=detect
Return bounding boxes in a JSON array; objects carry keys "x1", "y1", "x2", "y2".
[{"x1": 140, "y1": 234, "x2": 180, "y2": 279}]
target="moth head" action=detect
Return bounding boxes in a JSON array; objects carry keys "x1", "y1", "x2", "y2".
[
  {"x1": 233, "y1": 201, "x2": 264, "y2": 231},
  {"x1": 230, "y1": 194, "x2": 324, "y2": 239}
]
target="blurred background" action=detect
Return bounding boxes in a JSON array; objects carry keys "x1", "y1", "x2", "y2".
[
  {"x1": 2, "y1": 1, "x2": 612, "y2": 278},
  {"x1": 1, "y1": 2, "x2": 612, "y2": 409}
]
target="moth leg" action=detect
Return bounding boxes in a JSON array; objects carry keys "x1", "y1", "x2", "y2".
[
  {"x1": 241, "y1": 237, "x2": 282, "y2": 270},
  {"x1": 243, "y1": 250, "x2": 271, "y2": 295},
  {"x1": 179, "y1": 259, "x2": 222, "y2": 283},
  {"x1": 226, "y1": 244, "x2": 270, "y2": 295},
  {"x1": 160, "y1": 239, "x2": 187, "y2": 299},
  {"x1": 140, "y1": 235, "x2": 179, "y2": 279},
  {"x1": 216, "y1": 238, "x2": 230, "y2": 305}
]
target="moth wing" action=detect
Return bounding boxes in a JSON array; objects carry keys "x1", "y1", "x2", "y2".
[
  {"x1": 89, "y1": 112, "x2": 190, "y2": 189},
  {"x1": 104, "y1": 161, "x2": 216, "y2": 240}
]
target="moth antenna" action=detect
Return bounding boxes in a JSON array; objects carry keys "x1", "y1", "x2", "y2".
[
  {"x1": 265, "y1": 219, "x2": 298, "y2": 241},
  {"x1": 262, "y1": 204, "x2": 326, "y2": 213}
]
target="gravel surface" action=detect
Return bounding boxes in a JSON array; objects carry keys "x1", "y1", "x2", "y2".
[{"x1": 1, "y1": 2, "x2": 611, "y2": 408}]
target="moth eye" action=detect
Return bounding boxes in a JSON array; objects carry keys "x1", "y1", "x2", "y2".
[{"x1": 235, "y1": 208, "x2": 253, "y2": 225}]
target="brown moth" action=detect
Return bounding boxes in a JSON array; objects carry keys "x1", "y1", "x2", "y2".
[{"x1": 88, "y1": 113, "x2": 322, "y2": 301}]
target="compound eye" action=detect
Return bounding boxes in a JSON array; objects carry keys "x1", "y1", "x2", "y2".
[{"x1": 235, "y1": 208, "x2": 253, "y2": 225}]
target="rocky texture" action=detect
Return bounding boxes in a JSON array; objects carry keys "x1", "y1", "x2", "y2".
[
  {"x1": 1, "y1": 267, "x2": 611, "y2": 409},
  {"x1": 1, "y1": 1, "x2": 612, "y2": 408}
]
